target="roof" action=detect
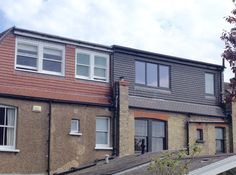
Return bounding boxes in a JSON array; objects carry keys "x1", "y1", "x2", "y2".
[
  {"x1": 129, "y1": 96, "x2": 225, "y2": 117},
  {"x1": 0, "y1": 27, "x2": 224, "y2": 70},
  {"x1": 112, "y1": 45, "x2": 224, "y2": 70},
  {"x1": 56, "y1": 152, "x2": 236, "y2": 175}
]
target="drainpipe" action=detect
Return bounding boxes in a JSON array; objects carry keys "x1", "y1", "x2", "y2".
[
  {"x1": 186, "y1": 114, "x2": 190, "y2": 155},
  {"x1": 47, "y1": 101, "x2": 52, "y2": 175},
  {"x1": 112, "y1": 81, "x2": 119, "y2": 156}
]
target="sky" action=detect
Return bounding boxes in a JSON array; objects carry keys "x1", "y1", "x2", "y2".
[{"x1": 0, "y1": 0, "x2": 234, "y2": 82}]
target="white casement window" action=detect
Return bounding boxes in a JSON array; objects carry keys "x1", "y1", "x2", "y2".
[
  {"x1": 70, "y1": 119, "x2": 82, "y2": 136},
  {"x1": 76, "y1": 49, "x2": 109, "y2": 82},
  {"x1": 0, "y1": 105, "x2": 17, "y2": 151},
  {"x1": 205, "y1": 73, "x2": 215, "y2": 95},
  {"x1": 16, "y1": 38, "x2": 65, "y2": 76},
  {"x1": 96, "y1": 117, "x2": 111, "y2": 149}
]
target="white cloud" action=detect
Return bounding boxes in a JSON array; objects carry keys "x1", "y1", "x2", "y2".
[{"x1": 0, "y1": 0, "x2": 234, "y2": 81}]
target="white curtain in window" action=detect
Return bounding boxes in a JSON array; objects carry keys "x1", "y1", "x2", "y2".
[{"x1": 6, "y1": 109, "x2": 15, "y2": 146}]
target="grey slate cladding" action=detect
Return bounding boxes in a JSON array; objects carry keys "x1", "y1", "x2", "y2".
[
  {"x1": 113, "y1": 46, "x2": 224, "y2": 116},
  {"x1": 129, "y1": 96, "x2": 224, "y2": 117}
]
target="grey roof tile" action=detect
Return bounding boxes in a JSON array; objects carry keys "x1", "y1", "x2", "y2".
[{"x1": 129, "y1": 96, "x2": 225, "y2": 117}]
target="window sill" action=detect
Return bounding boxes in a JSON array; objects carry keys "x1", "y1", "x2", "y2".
[
  {"x1": 95, "y1": 146, "x2": 113, "y2": 150},
  {"x1": 75, "y1": 76, "x2": 109, "y2": 83},
  {"x1": 69, "y1": 132, "x2": 82, "y2": 136},
  {"x1": 196, "y1": 140, "x2": 205, "y2": 144},
  {"x1": 134, "y1": 85, "x2": 171, "y2": 94},
  {"x1": 0, "y1": 148, "x2": 20, "y2": 153},
  {"x1": 205, "y1": 95, "x2": 216, "y2": 100},
  {"x1": 15, "y1": 67, "x2": 64, "y2": 77}
]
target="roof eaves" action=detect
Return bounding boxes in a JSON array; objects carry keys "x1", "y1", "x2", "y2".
[
  {"x1": 13, "y1": 27, "x2": 113, "y2": 52},
  {"x1": 112, "y1": 45, "x2": 224, "y2": 70}
]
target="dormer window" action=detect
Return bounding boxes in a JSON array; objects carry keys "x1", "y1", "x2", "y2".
[
  {"x1": 76, "y1": 49, "x2": 109, "y2": 82},
  {"x1": 16, "y1": 38, "x2": 65, "y2": 76}
]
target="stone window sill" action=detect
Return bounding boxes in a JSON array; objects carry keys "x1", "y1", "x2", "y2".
[
  {"x1": 69, "y1": 132, "x2": 82, "y2": 136},
  {"x1": 95, "y1": 146, "x2": 113, "y2": 150},
  {"x1": 0, "y1": 148, "x2": 20, "y2": 153}
]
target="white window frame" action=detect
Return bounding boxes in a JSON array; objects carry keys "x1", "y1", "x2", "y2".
[
  {"x1": 0, "y1": 105, "x2": 19, "y2": 152},
  {"x1": 69, "y1": 119, "x2": 82, "y2": 136},
  {"x1": 75, "y1": 49, "x2": 109, "y2": 82},
  {"x1": 95, "y1": 117, "x2": 112, "y2": 149},
  {"x1": 15, "y1": 38, "x2": 65, "y2": 76}
]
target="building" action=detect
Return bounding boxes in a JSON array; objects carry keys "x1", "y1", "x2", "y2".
[{"x1": 0, "y1": 27, "x2": 230, "y2": 175}]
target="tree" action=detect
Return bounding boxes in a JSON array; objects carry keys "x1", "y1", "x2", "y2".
[
  {"x1": 148, "y1": 144, "x2": 201, "y2": 175},
  {"x1": 221, "y1": 1, "x2": 236, "y2": 101}
]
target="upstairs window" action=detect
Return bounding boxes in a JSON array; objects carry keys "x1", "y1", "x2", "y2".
[
  {"x1": 16, "y1": 38, "x2": 65, "y2": 76},
  {"x1": 17, "y1": 43, "x2": 38, "y2": 70},
  {"x1": 135, "y1": 61, "x2": 170, "y2": 89},
  {"x1": 205, "y1": 73, "x2": 214, "y2": 95},
  {"x1": 76, "y1": 49, "x2": 109, "y2": 82},
  {"x1": 0, "y1": 105, "x2": 17, "y2": 151}
]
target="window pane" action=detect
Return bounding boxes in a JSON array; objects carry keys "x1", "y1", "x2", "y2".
[
  {"x1": 135, "y1": 61, "x2": 145, "y2": 84},
  {"x1": 44, "y1": 48, "x2": 62, "y2": 61},
  {"x1": 17, "y1": 43, "x2": 37, "y2": 56},
  {"x1": 96, "y1": 132, "x2": 108, "y2": 144},
  {"x1": 17, "y1": 55, "x2": 37, "y2": 68},
  {"x1": 216, "y1": 140, "x2": 223, "y2": 152},
  {"x1": 6, "y1": 109, "x2": 15, "y2": 127},
  {"x1": 5, "y1": 128, "x2": 14, "y2": 146},
  {"x1": 0, "y1": 107, "x2": 5, "y2": 125},
  {"x1": 205, "y1": 73, "x2": 214, "y2": 94},
  {"x1": 134, "y1": 136, "x2": 147, "y2": 152},
  {"x1": 77, "y1": 53, "x2": 90, "y2": 65},
  {"x1": 147, "y1": 63, "x2": 157, "y2": 87},
  {"x1": 94, "y1": 68, "x2": 106, "y2": 78},
  {"x1": 43, "y1": 60, "x2": 62, "y2": 72},
  {"x1": 0, "y1": 127, "x2": 3, "y2": 145},
  {"x1": 159, "y1": 65, "x2": 169, "y2": 88},
  {"x1": 216, "y1": 128, "x2": 223, "y2": 139},
  {"x1": 95, "y1": 56, "x2": 106, "y2": 67},
  {"x1": 152, "y1": 121, "x2": 165, "y2": 137},
  {"x1": 71, "y1": 120, "x2": 78, "y2": 132},
  {"x1": 96, "y1": 118, "x2": 108, "y2": 131},
  {"x1": 76, "y1": 65, "x2": 89, "y2": 77},
  {"x1": 135, "y1": 120, "x2": 148, "y2": 136},
  {"x1": 152, "y1": 138, "x2": 164, "y2": 152}
]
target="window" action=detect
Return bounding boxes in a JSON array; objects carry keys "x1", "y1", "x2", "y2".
[
  {"x1": 16, "y1": 38, "x2": 65, "y2": 76},
  {"x1": 215, "y1": 128, "x2": 225, "y2": 153},
  {"x1": 0, "y1": 105, "x2": 17, "y2": 151},
  {"x1": 135, "y1": 61, "x2": 170, "y2": 88},
  {"x1": 205, "y1": 73, "x2": 214, "y2": 95},
  {"x1": 134, "y1": 119, "x2": 166, "y2": 153},
  {"x1": 96, "y1": 117, "x2": 110, "y2": 149},
  {"x1": 196, "y1": 129, "x2": 204, "y2": 143},
  {"x1": 70, "y1": 119, "x2": 81, "y2": 136},
  {"x1": 76, "y1": 49, "x2": 109, "y2": 82}
]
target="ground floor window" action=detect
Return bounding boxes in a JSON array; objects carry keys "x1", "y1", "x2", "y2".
[
  {"x1": 134, "y1": 119, "x2": 166, "y2": 152},
  {"x1": 215, "y1": 127, "x2": 225, "y2": 153},
  {"x1": 0, "y1": 105, "x2": 17, "y2": 150}
]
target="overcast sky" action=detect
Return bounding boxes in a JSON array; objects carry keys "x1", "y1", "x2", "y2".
[{"x1": 0, "y1": 0, "x2": 234, "y2": 81}]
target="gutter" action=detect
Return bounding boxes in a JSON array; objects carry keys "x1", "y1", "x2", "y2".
[{"x1": 186, "y1": 114, "x2": 190, "y2": 155}]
